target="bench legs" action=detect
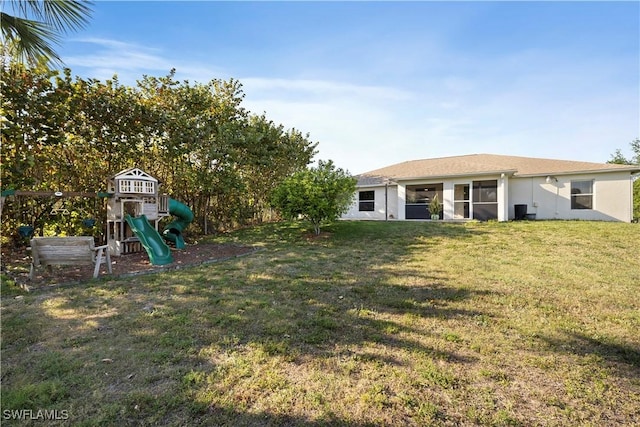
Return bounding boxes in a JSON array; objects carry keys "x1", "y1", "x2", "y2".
[
  {"x1": 93, "y1": 247, "x2": 113, "y2": 278},
  {"x1": 28, "y1": 264, "x2": 53, "y2": 280}
]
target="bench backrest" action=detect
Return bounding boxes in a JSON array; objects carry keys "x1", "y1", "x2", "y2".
[{"x1": 30, "y1": 236, "x2": 96, "y2": 266}]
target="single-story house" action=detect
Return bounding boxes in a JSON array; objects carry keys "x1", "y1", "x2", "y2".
[{"x1": 342, "y1": 154, "x2": 640, "y2": 222}]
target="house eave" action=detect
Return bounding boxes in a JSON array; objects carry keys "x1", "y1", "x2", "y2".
[
  {"x1": 393, "y1": 169, "x2": 517, "y2": 182},
  {"x1": 356, "y1": 166, "x2": 638, "y2": 186},
  {"x1": 356, "y1": 182, "x2": 398, "y2": 188},
  {"x1": 514, "y1": 166, "x2": 640, "y2": 178}
]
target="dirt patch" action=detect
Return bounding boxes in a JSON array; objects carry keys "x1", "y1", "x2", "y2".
[
  {"x1": 303, "y1": 231, "x2": 332, "y2": 241},
  {"x1": 1, "y1": 242, "x2": 256, "y2": 290}
]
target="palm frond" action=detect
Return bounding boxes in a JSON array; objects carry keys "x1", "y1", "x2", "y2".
[
  {"x1": 1, "y1": 12, "x2": 62, "y2": 66},
  {"x1": 8, "y1": 0, "x2": 92, "y2": 31},
  {"x1": 42, "y1": 0, "x2": 93, "y2": 33},
  {"x1": 0, "y1": 1, "x2": 93, "y2": 67}
]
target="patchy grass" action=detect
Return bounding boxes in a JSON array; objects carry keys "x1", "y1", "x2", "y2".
[{"x1": 1, "y1": 220, "x2": 639, "y2": 426}]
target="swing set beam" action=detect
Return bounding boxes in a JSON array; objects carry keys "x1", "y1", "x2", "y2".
[
  {"x1": 2, "y1": 190, "x2": 113, "y2": 198},
  {"x1": 1, "y1": 190, "x2": 112, "y2": 218}
]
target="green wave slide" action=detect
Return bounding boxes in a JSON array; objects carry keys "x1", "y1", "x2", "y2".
[
  {"x1": 162, "y1": 198, "x2": 194, "y2": 250},
  {"x1": 125, "y1": 214, "x2": 174, "y2": 265}
]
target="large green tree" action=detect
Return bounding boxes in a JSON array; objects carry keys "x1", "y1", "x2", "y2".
[
  {"x1": 608, "y1": 138, "x2": 640, "y2": 220},
  {"x1": 1, "y1": 0, "x2": 93, "y2": 67},
  {"x1": 242, "y1": 114, "x2": 318, "y2": 223},
  {"x1": 609, "y1": 138, "x2": 640, "y2": 165},
  {"x1": 271, "y1": 160, "x2": 356, "y2": 235},
  {"x1": 1, "y1": 61, "x2": 317, "y2": 240}
]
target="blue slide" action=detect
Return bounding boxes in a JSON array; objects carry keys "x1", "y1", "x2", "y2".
[{"x1": 125, "y1": 214, "x2": 173, "y2": 265}]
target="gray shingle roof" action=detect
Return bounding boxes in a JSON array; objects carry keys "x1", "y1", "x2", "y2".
[{"x1": 357, "y1": 154, "x2": 640, "y2": 185}]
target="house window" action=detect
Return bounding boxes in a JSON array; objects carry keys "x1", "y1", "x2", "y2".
[
  {"x1": 571, "y1": 180, "x2": 593, "y2": 209},
  {"x1": 119, "y1": 179, "x2": 155, "y2": 194},
  {"x1": 359, "y1": 191, "x2": 375, "y2": 211},
  {"x1": 119, "y1": 180, "x2": 132, "y2": 193},
  {"x1": 472, "y1": 180, "x2": 498, "y2": 221},
  {"x1": 473, "y1": 180, "x2": 497, "y2": 203}
]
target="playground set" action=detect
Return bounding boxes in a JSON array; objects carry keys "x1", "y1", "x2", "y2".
[{"x1": 2, "y1": 168, "x2": 193, "y2": 267}]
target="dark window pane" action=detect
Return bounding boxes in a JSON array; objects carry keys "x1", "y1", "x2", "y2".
[
  {"x1": 472, "y1": 180, "x2": 498, "y2": 220},
  {"x1": 359, "y1": 191, "x2": 375, "y2": 211},
  {"x1": 358, "y1": 191, "x2": 376, "y2": 212},
  {"x1": 572, "y1": 195, "x2": 592, "y2": 210},
  {"x1": 359, "y1": 201, "x2": 374, "y2": 211},
  {"x1": 406, "y1": 204, "x2": 429, "y2": 219},
  {"x1": 473, "y1": 204, "x2": 498, "y2": 221},
  {"x1": 359, "y1": 191, "x2": 375, "y2": 201},
  {"x1": 571, "y1": 181, "x2": 593, "y2": 210},
  {"x1": 571, "y1": 181, "x2": 592, "y2": 195},
  {"x1": 472, "y1": 180, "x2": 497, "y2": 203}
]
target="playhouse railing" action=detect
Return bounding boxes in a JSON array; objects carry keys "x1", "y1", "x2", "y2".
[{"x1": 158, "y1": 195, "x2": 170, "y2": 217}]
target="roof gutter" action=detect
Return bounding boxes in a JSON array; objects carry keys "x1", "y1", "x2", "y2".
[
  {"x1": 392, "y1": 169, "x2": 517, "y2": 182},
  {"x1": 355, "y1": 181, "x2": 398, "y2": 188},
  {"x1": 515, "y1": 166, "x2": 640, "y2": 178}
]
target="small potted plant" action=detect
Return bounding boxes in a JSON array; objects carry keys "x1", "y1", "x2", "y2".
[{"x1": 429, "y1": 194, "x2": 442, "y2": 220}]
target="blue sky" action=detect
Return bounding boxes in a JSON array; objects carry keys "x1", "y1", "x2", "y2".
[{"x1": 58, "y1": 1, "x2": 639, "y2": 174}]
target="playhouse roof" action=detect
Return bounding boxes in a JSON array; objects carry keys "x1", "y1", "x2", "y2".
[{"x1": 111, "y1": 168, "x2": 158, "y2": 182}]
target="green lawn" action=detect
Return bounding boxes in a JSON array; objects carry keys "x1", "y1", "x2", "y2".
[{"x1": 1, "y1": 220, "x2": 639, "y2": 426}]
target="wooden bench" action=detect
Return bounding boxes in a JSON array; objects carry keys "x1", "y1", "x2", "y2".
[{"x1": 29, "y1": 236, "x2": 112, "y2": 280}]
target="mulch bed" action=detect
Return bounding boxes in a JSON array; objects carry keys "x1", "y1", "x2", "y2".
[{"x1": 1, "y1": 243, "x2": 257, "y2": 290}]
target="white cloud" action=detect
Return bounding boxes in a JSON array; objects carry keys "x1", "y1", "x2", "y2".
[
  {"x1": 65, "y1": 38, "x2": 168, "y2": 75},
  {"x1": 241, "y1": 77, "x2": 411, "y2": 102},
  {"x1": 64, "y1": 38, "x2": 224, "y2": 83}
]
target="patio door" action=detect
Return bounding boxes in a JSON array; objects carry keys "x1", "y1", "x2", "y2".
[{"x1": 454, "y1": 184, "x2": 470, "y2": 219}]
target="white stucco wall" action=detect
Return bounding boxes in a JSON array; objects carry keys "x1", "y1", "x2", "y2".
[
  {"x1": 508, "y1": 171, "x2": 633, "y2": 222},
  {"x1": 342, "y1": 185, "x2": 398, "y2": 220},
  {"x1": 345, "y1": 171, "x2": 634, "y2": 222}
]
